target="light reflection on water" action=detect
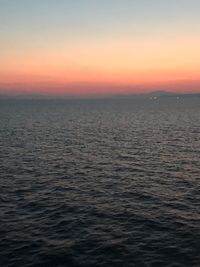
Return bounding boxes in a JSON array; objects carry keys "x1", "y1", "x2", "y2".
[{"x1": 0, "y1": 97, "x2": 200, "y2": 267}]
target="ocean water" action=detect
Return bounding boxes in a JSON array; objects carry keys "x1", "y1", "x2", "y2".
[{"x1": 0, "y1": 97, "x2": 200, "y2": 267}]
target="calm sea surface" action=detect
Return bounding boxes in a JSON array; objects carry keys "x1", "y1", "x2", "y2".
[{"x1": 0, "y1": 97, "x2": 200, "y2": 267}]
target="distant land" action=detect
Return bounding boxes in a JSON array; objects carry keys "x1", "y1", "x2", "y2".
[{"x1": 0, "y1": 91, "x2": 199, "y2": 100}]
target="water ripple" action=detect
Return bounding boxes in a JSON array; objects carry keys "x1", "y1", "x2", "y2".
[{"x1": 0, "y1": 98, "x2": 200, "y2": 266}]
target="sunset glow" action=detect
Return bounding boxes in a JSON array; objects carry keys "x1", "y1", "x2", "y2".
[{"x1": 1, "y1": 0, "x2": 200, "y2": 96}]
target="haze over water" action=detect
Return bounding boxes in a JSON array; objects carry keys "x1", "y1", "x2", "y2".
[
  {"x1": 1, "y1": 0, "x2": 200, "y2": 266},
  {"x1": 1, "y1": 97, "x2": 200, "y2": 267}
]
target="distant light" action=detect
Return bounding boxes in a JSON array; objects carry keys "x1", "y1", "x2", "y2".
[{"x1": 149, "y1": 96, "x2": 158, "y2": 100}]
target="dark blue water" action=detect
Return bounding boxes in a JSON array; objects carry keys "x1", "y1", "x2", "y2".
[{"x1": 0, "y1": 97, "x2": 200, "y2": 267}]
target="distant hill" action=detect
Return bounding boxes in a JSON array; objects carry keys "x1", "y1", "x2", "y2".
[
  {"x1": 0, "y1": 90, "x2": 199, "y2": 100},
  {"x1": 146, "y1": 91, "x2": 175, "y2": 97}
]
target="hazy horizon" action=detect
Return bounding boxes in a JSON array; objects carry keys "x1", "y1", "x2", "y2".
[{"x1": 1, "y1": 89, "x2": 200, "y2": 100}]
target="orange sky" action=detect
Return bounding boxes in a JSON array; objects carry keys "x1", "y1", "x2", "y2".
[{"x1": 1, "y1": 1, "x2": 200, "y2": 95}]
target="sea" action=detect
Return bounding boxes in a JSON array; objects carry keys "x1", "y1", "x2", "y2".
[{"x1": 0, "y1": 96, "x2": 200, "y2": 267}]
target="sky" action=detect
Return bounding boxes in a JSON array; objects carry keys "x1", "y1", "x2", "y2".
[{"x1": 0, "y1": 0, "x2": 200, "y2": 96}]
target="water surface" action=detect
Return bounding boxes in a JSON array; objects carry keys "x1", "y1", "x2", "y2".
[{"x1": 0, "y1": 97, "x2": 200, "y2": 266}]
